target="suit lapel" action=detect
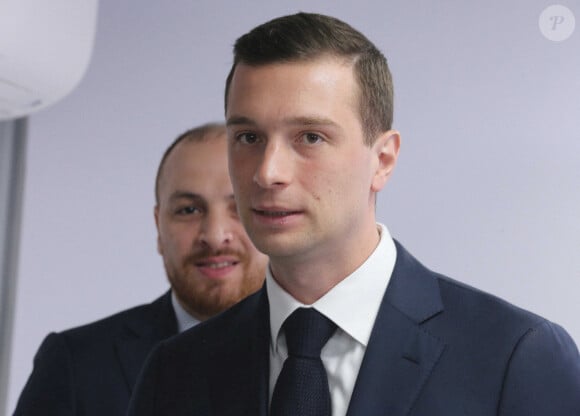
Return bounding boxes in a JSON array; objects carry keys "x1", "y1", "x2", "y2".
[
  {"x1": 346, "y1": 242, "x2": 446, "y2": 416},
  {"x1": 115, "y1": 291, "x2": 177, "y2": 392}
]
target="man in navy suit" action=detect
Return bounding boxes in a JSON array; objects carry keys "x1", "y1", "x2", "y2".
[
  {"x1": 13, "y1": 123, "x2": 268, "y2": 416},
  {"x1": 128, "y1": 13, "x2": 580, "y2": 415}
]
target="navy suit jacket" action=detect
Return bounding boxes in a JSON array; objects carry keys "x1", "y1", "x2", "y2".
[
  {"x1": 13, "y1": 292, "x2": 177, "y2": 416},
  {"x1": 128, "y1": 242, "x2": 580, "y2": 415}
]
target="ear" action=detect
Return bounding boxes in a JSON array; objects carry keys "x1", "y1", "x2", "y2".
[
  {"x1": 154, "y1": 205, "x2": 163, "y2": 255},
  {"x1": 371, "y1": 130, "x2": 400, "y2": 192}
]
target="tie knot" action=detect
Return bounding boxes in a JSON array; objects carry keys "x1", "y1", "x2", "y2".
[{"x1": 283, "y1": 308, "x2": 337, "y2": 358}]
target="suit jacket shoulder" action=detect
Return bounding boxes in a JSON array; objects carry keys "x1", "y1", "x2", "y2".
[
  {"x1": 431, "y1": 273, "x2": 580, "y2": 415},
  {"x1": 13, "y1": 291, "x2": 177, "y2": 416},
  {"x1": 363, "y1": 241, "x2": 580, "y2": 415},
  {"x1": 128, "y1": 288, "x2": 270, "y2": 416}
]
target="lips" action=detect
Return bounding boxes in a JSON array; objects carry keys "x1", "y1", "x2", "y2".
[
  {"x1": 197, "y1": 260, "x2": 237, "y2": 268},
  {"x1": 194, "y1": 256, "x2": 240, "y2": 279},
  {"x1": 250, "y1": 206, "x2": 303, "y2": 228},
  {"x1": 253, "y1": 203, "x2": 302, "y2": 216},
  {"x1": 254, "y1": 209, "x2": 299, "y2": 217},
  {"x1": 195, "y1": 257, "x2": 239, "y2": 269}
]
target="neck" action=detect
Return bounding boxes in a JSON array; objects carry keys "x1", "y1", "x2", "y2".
[{"x1": 270, "y1": 221, "x2": 380, "y2": 305}]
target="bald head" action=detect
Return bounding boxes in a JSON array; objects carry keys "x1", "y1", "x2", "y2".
[{"x1": 155, "y1": 123, "x2": 226, "y2": 205}]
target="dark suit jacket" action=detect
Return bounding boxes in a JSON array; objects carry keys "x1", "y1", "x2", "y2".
[
  {"x1": 13, "y1": 291, "x2": 177, "y2": 416},
  {"x1": 128, "y1": 242, "x2": 580, "y2": 415}
]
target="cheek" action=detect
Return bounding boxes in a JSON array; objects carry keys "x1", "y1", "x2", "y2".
[
  {"x1": 236, "y1": 226, "x2": 263, "y2": 254},
  {"x1": 343, "y1": 150, "x2": 375, "y2": 191},
  {"x1": 235, "y1": 224, "x2": 254, "y2": 245},
  {"x1": 231, "y1": 148, "x2": 264, "y2": 184},
  {"x1": 309, "y1": 162, "x2": 347, "y2": 198},
  {"x1": 229, "y1": 152, "x2": 251, "y2": 177},
  {"x1": 161, "y1": 226, "x2": 197, "y2": 253}
]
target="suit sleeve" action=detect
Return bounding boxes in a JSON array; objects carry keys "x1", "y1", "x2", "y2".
[
  {"x1": 499, "y1": 320, "x2": 580, "y2": 415},
  {"x1": 13, "y1": 333, "x2": 76, "y2": 416}
]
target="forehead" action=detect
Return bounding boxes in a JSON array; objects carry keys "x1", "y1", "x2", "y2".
[
  {"x1": 226, "y1": 58, "x2": 359, "y2": 121},
  {"x1": 158, "y1": 138, "x2": 232, "y2": 199}
]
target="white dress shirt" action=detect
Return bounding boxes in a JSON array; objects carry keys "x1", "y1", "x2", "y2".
[
  {"x1": 171, "y1": 291, "x2": 200, "y2": 333},
  {"x1": 267, "y1": 223, "x2": 397, "y2": 416}
]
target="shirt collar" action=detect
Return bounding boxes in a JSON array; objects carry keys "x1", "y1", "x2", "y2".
[
  {"x1": 171, "y1": 291, "x2": 201, "y2": 333},
  {"x1": 267, "y1": 223, "x2": 397, "y2": 348}
]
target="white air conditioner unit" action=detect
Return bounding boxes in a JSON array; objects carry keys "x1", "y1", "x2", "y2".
[{"x1": 0, "y1": 0, "x2": 98, "y2": 121}]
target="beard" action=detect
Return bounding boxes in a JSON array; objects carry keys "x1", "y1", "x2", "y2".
[{"x1": 165, "y1": 248, "x2": 265, "y2": 320}]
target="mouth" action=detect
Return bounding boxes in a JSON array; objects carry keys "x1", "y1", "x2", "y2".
[
  {"x1": 194, "y1": 257, "x2": 240, "y2": 278},
  {"x1": 254, "y1": 209, "x2": 299, "y2": 217},
  {"x1": 253, "y1": 204, "x2": 303, "y2": 216},
  {"x1": 195, "y1": 258, "x2": 239, "y2": 268},
  {"x1": 251, "y1": 207, "x2": 303, "y2": 227}
]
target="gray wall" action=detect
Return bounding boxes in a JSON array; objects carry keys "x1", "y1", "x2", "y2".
[{"x1": 7, "y1": 0, "x2": 580, "y2": 412}]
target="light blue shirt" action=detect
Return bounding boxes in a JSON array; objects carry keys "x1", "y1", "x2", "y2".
[{"x1": 171, "y1": 291, "x2": 200, "y2": 333}]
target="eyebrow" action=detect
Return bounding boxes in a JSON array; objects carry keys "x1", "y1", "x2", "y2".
[
  {"x1": 169, "y1": 191, "x2": 203, "y2": 202},
  {"x1": 226, "y1": 116, "x2": 255, "y2": 127},
  {"x1": 168, "y1": 191, "x2": 236, "y2": 202},
  {"x1": 227, "y1": 115, "x2": 339, "y2": 129}
]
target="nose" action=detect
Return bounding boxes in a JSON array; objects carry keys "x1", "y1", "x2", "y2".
[
  {"x1": 253, "y1": 140, "x2": 291, "y2": 189},
  {"x1": 197, "y1": 212, "x2": 233, "y2": 249}
]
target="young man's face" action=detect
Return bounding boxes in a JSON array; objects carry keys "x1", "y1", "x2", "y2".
[
  {"x1": 226, "y1": 58, "x2": 399, "y2": 268},
  {"x1": 155, "y1": 137, "x2": 268, "y2": 320}
]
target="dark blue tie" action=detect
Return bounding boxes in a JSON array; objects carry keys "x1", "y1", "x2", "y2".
[{"x1": 270, "y1": 307, "x2": 337, "y2": 416}]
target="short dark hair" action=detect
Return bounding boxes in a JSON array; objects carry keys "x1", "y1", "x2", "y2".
[
  {"x1": 224, "y1": 12, "x2": 393, "y2": 145},
  {"x1": 154, "y1": 122, "x2": 225, "y2": 204}
]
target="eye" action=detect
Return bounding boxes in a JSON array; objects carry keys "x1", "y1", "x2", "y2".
[
  {"x1": 236, "y1": 132, "x2": 260, "y2": 145},
  {"x1": 301, "y1": 132, "x2": 324, "y2": 145},
  {"x1": 176, "y1": 205, "x2": 202, "y2": 216}
]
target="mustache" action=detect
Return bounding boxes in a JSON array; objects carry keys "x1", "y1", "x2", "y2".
[{"x1": 186, "y1": 248, "x2": 245, "y2": 264}]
